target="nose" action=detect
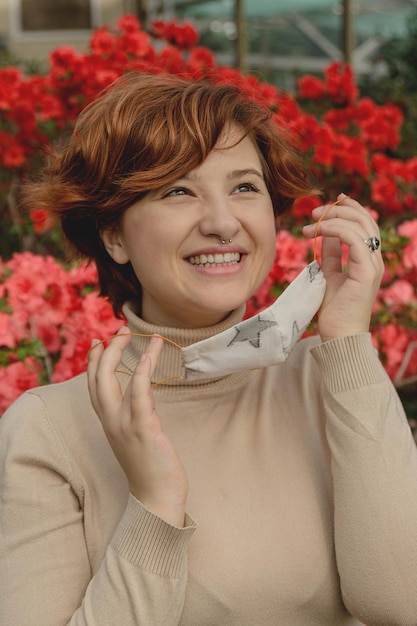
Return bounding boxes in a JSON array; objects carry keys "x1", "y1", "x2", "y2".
[{"x1": 198, "y1": 197, "x2": 241, "y2": 242}]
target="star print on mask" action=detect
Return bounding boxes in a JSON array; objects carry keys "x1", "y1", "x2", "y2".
[
  {"x1": 282, "y1": 320, "x2": 303, "y2": 357},
  {"x1": 308, "y1": 262, "x2": 321, "y2": 281},
  {"x1": 228, "y1": 316, "x2": 278, "y2": 349}
]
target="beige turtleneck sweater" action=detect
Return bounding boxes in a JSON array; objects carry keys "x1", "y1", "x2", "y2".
[{"x1": 1, "y1": 302, "x2": 417, "y2": 625}]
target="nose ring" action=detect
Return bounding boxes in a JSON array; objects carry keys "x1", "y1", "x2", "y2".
[{"x1": 220, "y1": 236, "x2": 233, "y2": 244}]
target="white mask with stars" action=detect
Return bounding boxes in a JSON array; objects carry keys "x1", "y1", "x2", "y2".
[{"x1": 181, "y1": 261, "x2": 326, "y2": 380}]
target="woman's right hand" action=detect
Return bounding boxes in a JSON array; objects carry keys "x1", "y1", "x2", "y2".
[{"x1": 87, "y1": 328, "x2": 188, "y2": 527}]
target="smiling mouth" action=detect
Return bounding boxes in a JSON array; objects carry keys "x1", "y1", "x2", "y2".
[{"x1": 188, "y1": 252, "x2": 241, "y2": 267}]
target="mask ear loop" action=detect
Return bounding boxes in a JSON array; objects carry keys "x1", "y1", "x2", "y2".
[
  {"x1": 313, "y1": 196, "x2": 348, "y2": 262},
  {"x1": 88, "y1": 333, "x2": 184, "y2": 386}
]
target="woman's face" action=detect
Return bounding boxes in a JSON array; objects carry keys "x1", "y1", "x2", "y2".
[{"x1": 103, "y1": 125, "x2": 276, "y2": 328}]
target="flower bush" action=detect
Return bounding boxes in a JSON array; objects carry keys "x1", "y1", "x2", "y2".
[{"x1": 0, "y1": 15, "x2": 416, "y2": 417}]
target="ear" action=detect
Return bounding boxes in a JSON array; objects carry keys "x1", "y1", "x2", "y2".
[{"x1": 100, "y1": 226, "x2": 130, "y2": 265}]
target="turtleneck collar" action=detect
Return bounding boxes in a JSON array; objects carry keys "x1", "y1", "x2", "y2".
[{"x1": 119, "y1": 301, "x2": 254, "y2": 398}]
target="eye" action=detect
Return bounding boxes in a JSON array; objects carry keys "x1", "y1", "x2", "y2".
[
  {"x1": 234, "y1": 181, "x2": 260, "y2": 194},
  {"x1": 163, "y1": 187, "x2": 191, "y2": 198}
]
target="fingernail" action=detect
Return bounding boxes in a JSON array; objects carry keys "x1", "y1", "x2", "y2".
[
  {"x1": 338, "y1": 192, "x2": 347, "y2": 199},
  {"x1": 117, "y1": 326, "x2": 128, "y2": 335},
  {"x1": 90, "y1": 338, "x2": 99, "y2": 348},
  {"x1": 150, "y1": 335, "x2": 162, "y2": 343}
]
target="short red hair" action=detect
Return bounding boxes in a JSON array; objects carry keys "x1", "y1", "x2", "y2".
[{"x1": 24, "y1": 72, "x2": 318, "y2": 316}]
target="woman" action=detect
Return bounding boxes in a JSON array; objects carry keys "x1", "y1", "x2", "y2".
[{"x1": 1, "y1": 73, "x2": 416, "y2": 625}]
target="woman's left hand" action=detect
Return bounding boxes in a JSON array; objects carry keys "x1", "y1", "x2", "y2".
[{"x1": 302, "y1": 193, "x2": 384, "y2": 343}]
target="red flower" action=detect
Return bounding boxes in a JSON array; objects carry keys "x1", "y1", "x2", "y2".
[
  {"x1": 290, "y1": 113, "x2": 322, "y2": 152},
  {"x1": 117, "y1": 13, "x2": 142, "y2": 33},
  {"x1": 49, "y1": 46, "x2": 80, "y2": 76},
  {"x1": 30, "y1": 209, "x2": 51, "y2": 234},
  {"x1": 274, "y1": 94, "x2": 300, "y2": 124},
  {"x1": 333, "y1": 135, "x2": 369, "y2": 178},
  {"x1": 324, "y1": 62, "x2": 358, "y2": 104},
  {"x1": 0, "y1": 67, "x2": 22, "y2": 112},
  {"x1": 151, "y1": 19, "x2": 199, "y2": 50},
  {"x1": 292, "y1": 196, "x2": 322, "y2": 221},
  {"x1": 356, "y1": 99, "x2": 403, "y2": 151},
  {"x1": 323, "y1": 106, "x2": 353, "y2": 131},
  {"x1": 0, "y1": 132, "x2": 25, "y2": 168},
  {"x1": 90, "y1": 27, "x2": 117, "y2": 55},
  {"x1": 297, "y1": 75, "x2": 326, "y2": 100},
  {"x1": 186, "y1": 47, "x2": 216, "y2": 78},
  {"x1": 371, "y1": 175, "x2": 402, "y2": 214}
]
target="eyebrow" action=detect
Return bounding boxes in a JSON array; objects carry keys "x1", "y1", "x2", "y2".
[
  {"x1": 227, "y1": 168, "x2": 264, "y2": 180},
  {"x1": 183, "y1": 168, "x2": 264, "y2": 181}
]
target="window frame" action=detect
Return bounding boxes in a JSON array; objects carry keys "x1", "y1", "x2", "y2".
[{"x1": 9, "y1": 0, "x2": 101, "y2": 42}]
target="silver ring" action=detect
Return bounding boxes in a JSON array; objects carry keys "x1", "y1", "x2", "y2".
[{"x1": 364, "y1": 236, "x2": 380, "y2": 252}]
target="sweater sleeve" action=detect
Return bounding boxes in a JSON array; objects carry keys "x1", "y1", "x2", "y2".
[
  {"x1": 0, "y1": 392, "x2": 196, "y2": 626},
  {"x1": 310, "y1": 333, "x2": 417, "y2": 626}
]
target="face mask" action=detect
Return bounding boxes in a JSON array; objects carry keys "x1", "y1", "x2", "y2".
[{"x1": 181, "y1": 260, "x2": 325, "y2": 380}]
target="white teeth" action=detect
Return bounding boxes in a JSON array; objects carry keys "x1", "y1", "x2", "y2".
[{"x1": 189, "y1": 252, "x2": 241, "y2": 266}]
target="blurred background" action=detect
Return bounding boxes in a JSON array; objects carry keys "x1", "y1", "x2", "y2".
[
  {"x1": 1, "y1": 0, "x2": 416, "y2": 89},
  {"x1": 1, "y1": 1, "x2": 416, "y2": 420}
]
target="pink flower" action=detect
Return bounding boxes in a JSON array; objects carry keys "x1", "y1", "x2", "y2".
[
  {"x1": 52, "y1": 292, "x2": 120, "y2": 382},
  {"x1": 0, "y1": 359, "x2": 42, "y2": 415},
  {"x1": 376, "y1": 323, "x2": 417, "y2": 380},
  {"x1": 0, "y1": 313, "x2": 18, "y2": 348},
  {"x1": 32, "y1": 317, "x2": 62, "y2": 354},
  {"x1": 398, "y1": 220, "x2": 417, "y2": 274},
  {"x1": 5, "y1": 254, "x2": 74, "y2": 326},
  {"x1": 381, "y1": 280, "x2": 415, "y2": 310},
  {"x1": 270, "y1": 231, "x2": 311, "y2": 284},
  {"x1": 245, "y1": 273, "x2": 276, "y2": 317}
]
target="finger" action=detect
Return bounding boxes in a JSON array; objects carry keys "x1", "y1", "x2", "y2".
[
  {"x1": 130, "y1": 336, "x2": 164, "y2": 411},
  {"x1": 87, "y1": 338, "x2": 104, "y2": 414},
  {"x1": 310, "y1": 218, "x2": 384, "y2": 287},
  {"x1": 129, "y1": 353, "x2": 156, "y2": 417},
  {"x1": 321, "y1": 236, "x2": 344, "y2": 274},
  {"x1": 312, "y1": 200, "x2": 379, "y2": 239},
  {"x1": 142, "y1": 335, "x2": 164, "y2": 379},
  {"x1": 90, "y1": 327, "x2": 133, "y2": 419},
  {"x1": 96, "y1": 327, "x2": 132, "y2": 373},
  {"x1": 307, "y1": 215, "x2": 379, "y2": 256}
]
